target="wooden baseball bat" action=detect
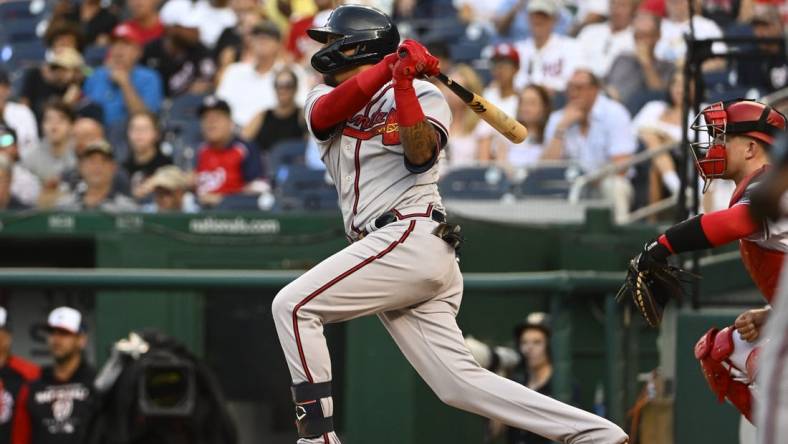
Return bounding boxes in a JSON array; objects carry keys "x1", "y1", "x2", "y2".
[{"x1": 434, "y1": 72, "x2": 528, "y2": 144}]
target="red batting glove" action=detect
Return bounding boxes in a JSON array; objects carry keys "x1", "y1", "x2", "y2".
[{"x1": 392, "y1": 39, "x2": 440, "y2": 85}]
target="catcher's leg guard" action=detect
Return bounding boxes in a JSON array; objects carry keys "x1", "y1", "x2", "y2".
[
  {"x1": 291, "y1": 381, "x2": 334, "y2": 439},
  {"x1": 695, "y1": 327, "x2": 754, "y2": 421}
]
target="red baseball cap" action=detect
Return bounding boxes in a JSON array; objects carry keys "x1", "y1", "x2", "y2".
[
  {"x1": 489, "y1": 43, "x2": 520, "y2": 68},
  {"x1": 111, "y1": 24, "x2": 146, "y2": 46}
]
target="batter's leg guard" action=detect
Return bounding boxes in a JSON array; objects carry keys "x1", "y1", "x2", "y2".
[
  {"x1": 291, "y1": 381, "x2": 334, "y2": 439},
  {"x1": 695, "y1": 327, "x2": 754, "y2": 422}
]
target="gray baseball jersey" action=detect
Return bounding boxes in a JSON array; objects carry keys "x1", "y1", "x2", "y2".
[
  {"x1": 304, "y1": 80, "x2": 449, "y2": 240},
  {"x1": 273, "y1": 79, "x2": 628, "y2": 444}
]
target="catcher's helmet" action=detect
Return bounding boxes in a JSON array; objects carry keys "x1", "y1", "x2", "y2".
[
  {"x1": 691, "y1": 99, "x2": 787, "y2": 191},
  {"x1": 308, "y1": 5, "x2": 399, "y2": 75}
]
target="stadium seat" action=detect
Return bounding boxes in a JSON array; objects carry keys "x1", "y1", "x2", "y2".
[
  {"x1": 0, "y1": 40, "x2": 45, "y2": 70},
  {"x1": 275, "y1": 165, "x2": 337, "y2": 211},
  {"x1": 0, "y1": 18, "x2": 41, "y2": 43},
  {"x1": 268, "y1": 138, "x2": 307, "y2": 180},
  {"x1": 212, "y1": 194, "x2": 261, "y2": 211},
  {"x1": 439, "y1": 166, "x2": 512, "y2": 200},
  {"x1": 624, "y1": 90, "x2": 664, "y2": 117},
  {"x1": 83, "y1": 45, "x2": 108, "y2": 67},
  {"x1": 515, "y1": 166, "x2": 570, "y2": 198},
  {"x1": 0, "y1": 1, "x2": 37, "y2": 20},
  {"x1": 165, "y1": 93, "x2": 208, "y2": 122}
]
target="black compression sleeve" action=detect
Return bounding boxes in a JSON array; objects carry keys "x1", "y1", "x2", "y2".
[{"x1": 664, "y1": 214, "x2": 714, "y2": 254}]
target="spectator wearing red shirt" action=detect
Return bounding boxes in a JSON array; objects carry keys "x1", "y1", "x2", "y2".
[
  {"x1": 0, "y1": 306, "x2": 41, "y2": 444},
  {"x1": 121, "y1": 0, "x2": 164, "y2": 45},
  {"x1": 195, "y1": 96, "x2": 266, "y2": 208}
]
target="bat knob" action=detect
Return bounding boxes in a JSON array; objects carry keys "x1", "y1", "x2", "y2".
[{"x1": 397, "y1": 48, "x2": 408, "y2": 59}]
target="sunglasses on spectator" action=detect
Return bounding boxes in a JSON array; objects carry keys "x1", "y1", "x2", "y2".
[{"x1": 275, "y1": 82, "x2": 296, "y2": 90}]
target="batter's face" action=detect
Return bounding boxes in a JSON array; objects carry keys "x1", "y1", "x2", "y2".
[
  {"x1": 321, "y1": 38, "x2": 364, "y2": 86},
  {"x1": 520, "y1": 328, "x2": 549, "y2": 368},
  {"x1": 47, "y1": 329, "x2": 85, "y2": 364}
]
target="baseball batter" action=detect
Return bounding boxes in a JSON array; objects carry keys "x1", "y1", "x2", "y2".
[{"x1": 271, "y1": 5, "x2": 628, "y2": 444}]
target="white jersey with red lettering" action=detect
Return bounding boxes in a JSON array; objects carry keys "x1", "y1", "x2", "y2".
[{"x1": 304, "y1": 79, "x2": 450, "y2": 240}]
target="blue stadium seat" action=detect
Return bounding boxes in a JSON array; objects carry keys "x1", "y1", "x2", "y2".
[
  {"x1": 0, "y1": 1, "x2": 37, "y2": 20},
  {"x1": 165, "y1": 93, "x2": 208, "y2": 122},
  {"x1": 213, "y1": 194, "x2": 261, "y2": 211},
  {"x1": 275, "y1": 165, "x2": 337, "y2": 211},
  {"x1": 0, "y1": 18, "x2": 41, "y2": 43},
  {"x1": 624, "y1": 89, "x2": 664, "y2": 117},
  {"x1": 268, "y1": 138, "x2": 307, "y2": 180},
  {"x1": 439, "y1": 166, "x2": 512, "y2": 200},
  {"x1": 515, "y1": 166, "x2": 570, "y2": 198},
  {"x1": 0, "y1": 40, "x2": 45, "y2": 70},
  {"x1": 706, "y1": 87, "x2": 752, "y2": 104},
  {"x1": 83, "y1": 45, "x2": 108, "y2": 67}
]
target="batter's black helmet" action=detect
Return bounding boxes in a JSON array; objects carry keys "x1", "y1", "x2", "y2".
[{"x1": 308, "y1": 5, "x2": 400, "y2": 75}]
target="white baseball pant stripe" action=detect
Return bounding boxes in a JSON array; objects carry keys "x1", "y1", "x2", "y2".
[{"x1": 272, "y1": 217, "x2": 628, "y2": 444}]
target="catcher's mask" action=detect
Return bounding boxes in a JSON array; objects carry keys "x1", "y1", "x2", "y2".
[
  {"x1": 308, "y1": 4, "x2": 399, "y2": 75},
  {"x1": 691, "y1": 99, "x2": 787, "y2": 192}
]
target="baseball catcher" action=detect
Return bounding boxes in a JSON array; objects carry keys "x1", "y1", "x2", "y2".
[{"x1": 617, "y1": 99, "x2": 787, "y2": 421}]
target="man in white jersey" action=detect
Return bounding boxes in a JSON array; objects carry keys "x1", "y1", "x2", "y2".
[{"x1": 271, "y1": 5, "x2": 629, "y2": 444}]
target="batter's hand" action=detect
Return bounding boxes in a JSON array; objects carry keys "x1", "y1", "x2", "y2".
[
  {"x1": 393, "y1": 39, "x2": 440, "y2": 82},
  {"x1": 734, "y1": 307, "x2": 771, "y2": 342}
]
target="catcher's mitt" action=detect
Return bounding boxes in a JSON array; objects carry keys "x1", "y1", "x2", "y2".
[{"x1": 616, "y1": 241, "x2": 698, "y2": 327}]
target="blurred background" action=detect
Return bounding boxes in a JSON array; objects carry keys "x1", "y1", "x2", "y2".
[{"x1": 0, "y1": 0, "x2": 785, "y2": 443}]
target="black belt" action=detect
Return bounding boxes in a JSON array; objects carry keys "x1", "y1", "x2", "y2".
[{"x1": 358, "y1": 209, "x2": 446, "y2": 240}]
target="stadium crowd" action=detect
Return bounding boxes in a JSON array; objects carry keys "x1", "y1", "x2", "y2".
[{"x1": 0, "y1": 0, "x2": 785, "y2": 217}]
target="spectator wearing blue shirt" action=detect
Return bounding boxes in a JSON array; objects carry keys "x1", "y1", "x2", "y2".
[
  {"x1": 83, "y1": 24, "x2": 163, "y2": 129},
  {"x1": 542, "y1": 69, "x2": 637, "y2": 223},
  {"x1": 493, "y1": 0, "x2": 573, "y2": 43}
]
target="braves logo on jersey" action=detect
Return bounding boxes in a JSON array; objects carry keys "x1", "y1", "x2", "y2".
[{"x1": 343, "y1": 108, "x2": 401, "y2": 145}]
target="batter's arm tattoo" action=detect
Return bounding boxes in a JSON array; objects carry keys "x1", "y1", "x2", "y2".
[{"x1": 400, "y1": 120, "x2": 439, "y2": 168}]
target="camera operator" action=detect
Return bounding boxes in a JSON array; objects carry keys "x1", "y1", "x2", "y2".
[{"x1": 16, "y1": 307, "x2": 96, "y2": 444}]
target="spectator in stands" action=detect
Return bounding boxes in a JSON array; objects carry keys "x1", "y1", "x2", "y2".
[
  {"x1": 160, "y1": 0, "x2": 238, "y2": 50},
  {"x1": 483, "y1": 43, "x2": 521, "y2": 117},
  {"x1": 19, "y1": 48, "x2": 86, "y2": 127},
  {"x1": 195, "y1": 96, "x2": 266, "y2": 208},
  {"x1": 142, "y1": 17, "x2": 217, "y2": 97},
  {"x1": 217, "y1": 21, "x2": 307, "y2": 127},
  {"x1": 606, "y1": 12, "x2": 674, "y2": 105},
  {"x1": 141, "y1": 165, "x2": 198, "y2": 212},
  {"x1": 43, "y1": 21, "x2": 86, "y2": 53},
  {"x1": 214, "y1": 0, "x2": 266, "y2": 77},
  {"x1": 0, "y1": 70, "x2": 39, "y2": 160},
  {"x1": 51, "y1": 0, "x2": 117, "y2": 47},
  {"x1": 512, "y1": 0, "x2": 580, "y2": 93},
  {"x1": 72, "y1": 116, "x2": 105, "y2": 157},
  {"x1": 56, "y1": 140, "x2": 137, "y2": 211},
  {"x1": 543, "y1": 69, "x2": 636, "y2": 222},
  {"x1": 733, "y1": 5, "x2": 787, "y2": 94},
  {"x1": 0, "y1": 306, "x2": 41, "y2": 442},
  {"x1": 84, "y1": 24, "x2": 164, "y2": 129},
  {"x1": 456, "y1": 0, "x2": 508, "y2": 38},
  {"x1": 242, "y1": 69, "x2": 307, "y2": 155},
  {"x1": 656, "y1": 0, "x2": 724, "y2": 64},
  {"x1": 22, "y1": 307, "x2": 96, "y2": 444},
  {"x1": 494, "y1": 0, "x2": 573, "y2": 42},
  {"x1": 123, "y1": 111, "x2": 172, "y2": 201},
  {"x1": 22, "y1": 101, "x2": 77, "y2": 190},
  {"x1": 634, "y1": 70, "x2": 693, "y2": 202},
  {"x1": 285, "y1": 0, "x2": 334, "y2": 63},
  {"x1": 122, "y1": 0, "x2": 164, "y2": 44},
  {"x1": 0, "y1": 124, "x2": 40, "y2": 209},
  {"x1": 438, "y1": 65, "x2": 485, "y2": 169},
  {"x1": 0, "y1": 155, "x2": 28, "y2": 211},
  {"x1": 480, "y1": 84, "x2": 552, "y2": 173},
  {"x1": 577, "y1": 0, "x2": 637, "y2": 79}
]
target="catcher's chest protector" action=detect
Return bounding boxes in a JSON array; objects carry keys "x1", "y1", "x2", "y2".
[{"x1": 739, "y1": 240, "x2": 783, "y2": 303}]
